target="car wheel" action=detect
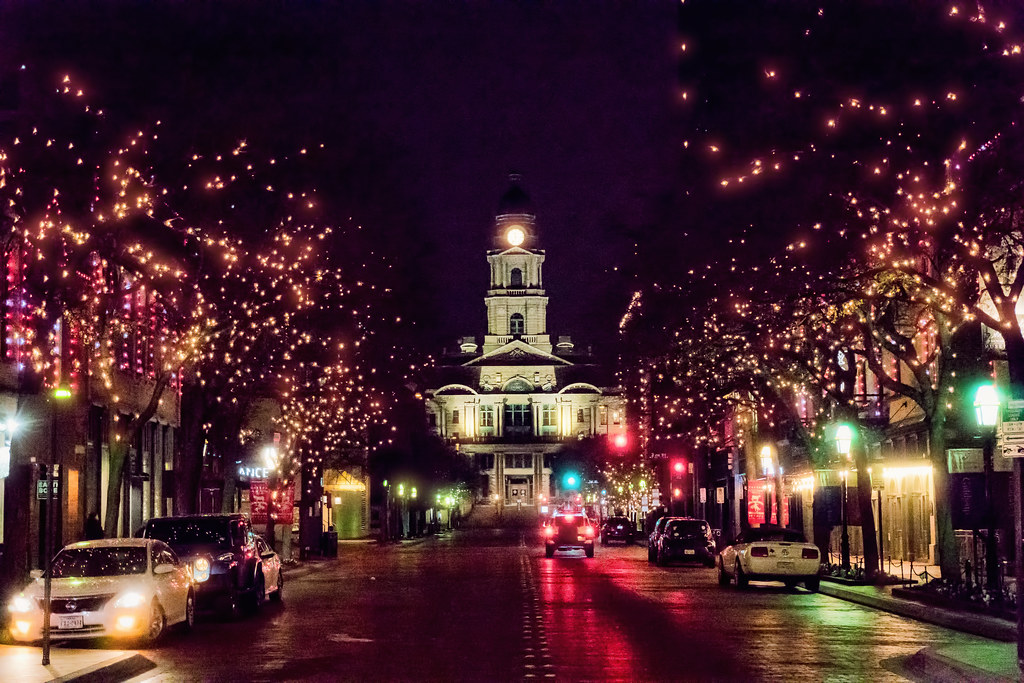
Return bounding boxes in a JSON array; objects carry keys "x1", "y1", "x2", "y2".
[
  {"x1": 718, "y1": 560, "x2": 731, "y2": 586},
  {"x1": 221, "y1": 588, "x2": 243, "y2": 621},
  {"x1": 735, "y1": 562, "x2": 749, "y2": 589},
  {"x1": 270, "y1": 571, "x2": 284, "y2": 602},
  {"x1": 600, "y1": 534, "x2": 607, "y2": 545},
  {"x1": 656, "y1": 549, "x2": 666, "y2": 567},
  {"x1": 247, "y1": 573, "x2": 266, "y2": 612},
  {"x1": 784, "y1": 579, "x2": 799, "y2": 590},
  {"x1": 545, "y1": 545, "x2": 555, "y2": 558},
  {"x1": 140, "y1": 600, "x2": 165, "y2": 644},
  {"x1": 647, "y1": 547, "x2": 655, "y2": 563},
  {"x1": 180, "y1": 591, "x2": 195, "y2": 632},
  {"x1": 585, "y1": 543, "x2": 595, "y2": 558},
  {"x1": 804, "y1": 576, "x2": 820, "y2": 592}
]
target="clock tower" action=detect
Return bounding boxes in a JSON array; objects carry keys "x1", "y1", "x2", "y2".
[{"x1": 483, "y1": 174, "x2": 551, "y2": 354}]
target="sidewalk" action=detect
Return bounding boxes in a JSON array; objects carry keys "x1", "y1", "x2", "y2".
[
  {"x1": 0, "y1": 645, "x2": 154, "y2": 683},
  {"x1": 820, "y1": 580, "x2": 1020, "y2": 681}
]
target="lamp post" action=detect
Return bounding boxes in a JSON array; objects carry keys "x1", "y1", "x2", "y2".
[
  {"x1": 42, "y1": 384, "x2": 72, "y2": 666},
  {"x1": 974, "y1": 384, "x2": 1001, "y2": 591},
  {"x1": 835, "y1": 424, "x2": 853, "y2": 571}
]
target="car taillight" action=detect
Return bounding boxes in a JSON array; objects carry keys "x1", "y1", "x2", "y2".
[
  {"x1": 750, "y1": 546, "x2": 769, "y2": 557},
  {"x1": 802, "y1": 548, "x2": 819, "y2": 560},
  {"x1": 583, "y1": 525, "x2": 595, "y2": 538}
]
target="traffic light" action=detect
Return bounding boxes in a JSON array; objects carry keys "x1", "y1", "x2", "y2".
[
  {"x1": 562, "y1": 471, "x2": 581, "y2": 491},
  {"x1": 669, "y1": 459, "x2": 686, "y2": 514},
  {"x1": 612, "y1": 433, "x2": 628, "y2": 450},
  {"x1": 671, "y1": 459, "x2": 686, "y2": 476}
]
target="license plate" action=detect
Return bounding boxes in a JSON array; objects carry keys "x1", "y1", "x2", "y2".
[
  {"x1": 683, "y1": 549, "x2": 696, "y2": 555},
  {"x1": 777, "y1": 561, "x2": 795, "y2": 570},
  {"x1": 58, "y1": 615, "x2": 84, "y2": 630}
]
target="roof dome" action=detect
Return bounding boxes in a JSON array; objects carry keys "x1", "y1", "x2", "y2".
[{"x1": 496, "y1": 174, "x2": 534, "y2": 216}]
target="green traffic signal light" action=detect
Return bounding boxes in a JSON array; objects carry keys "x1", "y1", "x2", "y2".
[{"x1": 562, "y1": 472, "x2": 580, "y2": 490}]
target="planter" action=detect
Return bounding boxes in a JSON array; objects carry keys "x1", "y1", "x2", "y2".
[{"x1": 892, "y1": 586, "x2": 1017, "y2": 621}]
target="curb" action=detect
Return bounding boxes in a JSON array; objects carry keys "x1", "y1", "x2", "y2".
[
  {"x1": 818, "y1": 582, "x2": 1016, "y2": 642},
  {"x1": 901, "y1": 647, "x2": 1016, "y2": 683},
  {"x1": 56, "y1": 653, "x2": 156, "y2": 683}
]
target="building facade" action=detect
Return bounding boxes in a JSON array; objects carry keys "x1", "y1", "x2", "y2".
[{"x1": 424, "y1": 176, "x2": 626, "y2": 523}]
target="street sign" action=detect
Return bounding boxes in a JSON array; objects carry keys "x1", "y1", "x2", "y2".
[
  {"x1": 37, "y1": 479, "x2": 58, "y2": 500},
  {"x1": 999, "y1": 420, "x2": 1024, "y2": 458}
]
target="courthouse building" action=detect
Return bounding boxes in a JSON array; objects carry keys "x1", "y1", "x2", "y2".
[{"x1": 423, "y1": 176, "x2": 625, "y2": 522}]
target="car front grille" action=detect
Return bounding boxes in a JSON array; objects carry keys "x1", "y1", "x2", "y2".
[{"x1": 41, "y1": 594, "x2": 115, "y2": 613}]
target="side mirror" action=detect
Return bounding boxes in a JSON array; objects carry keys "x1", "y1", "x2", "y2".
[
  {"x1": 30, "y1": 569, "x2": 44, "y2": 580},
  {"x1": 154, "y1": 563, "x2": 175, "y2": 575}
]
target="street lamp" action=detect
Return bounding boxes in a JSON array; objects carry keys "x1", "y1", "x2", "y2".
[
  {"x1": 835, "y1": 424, "x2": 853, "y2": 571},
  {"x1": 974, "y1": 384, "x2": 1000, "y2": 590}
]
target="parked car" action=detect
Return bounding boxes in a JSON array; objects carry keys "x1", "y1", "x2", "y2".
[
  {"x1": 6, "y1": 538, "x2": 194, "y2": 644},
  {"x1": 600, "y1": 516, "x2": 635, "y2": 545},
  {"x1": 544, "y1": 510, "x2": 596, "y2": 558},
  {"x1": 140, "y1": 513, "x2": 264, "y2": 617},
  {"x1": 255, "y1": 535, "x2": 284, "y2": 602},
  {"x1": 654, "y1": 518, "x2": 717, "y2": 567},
  {"x1": 647, "y1": 516, "x2": 678, "y2": 563},
  {"x1": 717, "y1": 525, "x2": 821, "y2": 591}
]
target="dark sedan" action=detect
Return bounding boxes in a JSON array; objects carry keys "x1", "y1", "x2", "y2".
[
  {"x1": 655, "y1": 518, "x2": 717, "y2": 567},
  {"x1": 600, "y1": 516, "x2": 635, "y2": 545}
]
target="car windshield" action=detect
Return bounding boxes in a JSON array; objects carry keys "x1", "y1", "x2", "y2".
[
  {"x1": 667, "y1": 520, "x2": 708, "y2": 536},
  {"x1": 747, "y1": 528, "x2": 806, "y2": 543},
  {"x1": 50, "y1": 546, "x2": 148, "y2": 578},
  {"x1": 144, "y1": 519, "x2": 232, "y2": 548}
]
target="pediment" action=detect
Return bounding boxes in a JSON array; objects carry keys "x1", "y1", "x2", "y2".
[{"x1": 463, "y1": 339, "x2": 571, "y2": 367}]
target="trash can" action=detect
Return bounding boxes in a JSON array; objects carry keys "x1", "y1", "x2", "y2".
[{"x1": 321, "y1": 530, "x2": 338, "y2": 557}]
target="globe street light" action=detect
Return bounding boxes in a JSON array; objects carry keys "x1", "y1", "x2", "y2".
[
  {"x1": 974, "y1": 383, "x2": 1000, "y2": 590},
  {"x1": 834, "y1": 424, "x2": 853, "y2": 571}
]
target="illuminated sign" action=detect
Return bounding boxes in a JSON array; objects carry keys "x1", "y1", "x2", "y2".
[{"x1": 238, "y1": 466, "x2": 270, "y2": 479}]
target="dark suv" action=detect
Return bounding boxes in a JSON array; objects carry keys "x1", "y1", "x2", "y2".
[
  {"x1": 544, "y1": 511, "x2": 596, "y2": 558},
  {"x1": 141, "y1": 514, "x2": 264, "y2": 617}
]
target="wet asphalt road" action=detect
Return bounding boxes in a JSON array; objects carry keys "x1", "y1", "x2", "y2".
[{"x1": 130, "y1": 528, "x2": 996, "y2": 681}]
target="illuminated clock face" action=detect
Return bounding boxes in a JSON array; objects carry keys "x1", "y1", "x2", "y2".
[{"x1": 506, "y1": 226, "x2": 525, "y2": 246}]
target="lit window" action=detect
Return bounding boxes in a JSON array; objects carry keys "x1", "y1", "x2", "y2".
[{"x1": 510, "y1": 313, "x2": 524, "y2": 336}]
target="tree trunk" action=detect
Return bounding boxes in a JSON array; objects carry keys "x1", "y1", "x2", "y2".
[
  {"x1": 103, "y1": 374, "x2": 171, "y2": 537},
  {"x1": 853, "y1": 430, "x2": 879, "y2": 579},
  {"x1": 176, "y1": 385, "x2": 207, "y2": 515},
  {"x1": 103, "y1": 439, "x2": 129, "y2": 538},
  {"x1": 930, "y1": 417, "x2": 960, "y2": 582},
  {"x1": 1004, "y1": 334, "x2": 1024, "y2": 401}
]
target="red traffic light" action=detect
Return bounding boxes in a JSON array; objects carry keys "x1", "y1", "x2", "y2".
[
  {"x1": 673, "y1": 487, "x2": 682, "y2": 499},
  {"x1": 612, "y1": 433, "x2": 628, "y2": 449},
  {"x1": 672, "y1": 460, "x2": 685, "y2": 474}
]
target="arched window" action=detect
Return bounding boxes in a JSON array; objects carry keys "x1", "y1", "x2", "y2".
[
  {"x1": 510, "y1": 268, "x2": 523, "y2": 288},
  {"x1": 510, "y1": 313, "x2": 524, "y2": 335}
]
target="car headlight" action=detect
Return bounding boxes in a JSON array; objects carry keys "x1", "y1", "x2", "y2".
[
  {"x1": 114, "y1": 592, "x2": 147, "y2": 609},
  {"x1": 194, "y1": 557, "x2": 211, "y2": 582},
  {"x1": 8, "y1": 595, "x2": 33, "y2": 614}
]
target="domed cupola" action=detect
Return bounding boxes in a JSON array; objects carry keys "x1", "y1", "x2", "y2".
[
  {"x1": 497, "y1": 173, "x2": 534, "y2": 217},
  {"x1": 495, "y1": 173, "x2": 537, "y2": 249}
]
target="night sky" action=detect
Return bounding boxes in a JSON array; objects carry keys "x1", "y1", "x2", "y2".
[
  {"x1": 0, "y1": 2, "x2": 678, "y2": 356},
  {"x1": 5, "y1": 1, "x2": 1024, "y2": 360}
]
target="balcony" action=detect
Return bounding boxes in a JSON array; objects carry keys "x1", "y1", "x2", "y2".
[{"x1": 448, "y1": 434, "x2": 570, "y2": 444}]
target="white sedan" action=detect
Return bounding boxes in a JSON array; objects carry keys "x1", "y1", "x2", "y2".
[
  {"x1": 718, "y1": 526, "x2": 821, "y2": 591},
  {"x1": 7, "y1": 538, "x2": 195, "y2": 643}
]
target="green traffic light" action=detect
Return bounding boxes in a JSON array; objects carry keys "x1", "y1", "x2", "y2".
[{"x1": 562, "y1": 472, "x2": 580, "y2": 490}]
